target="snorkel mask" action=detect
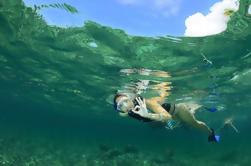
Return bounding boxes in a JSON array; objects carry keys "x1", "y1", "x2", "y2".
[
  {"x1": 114, "y1": 93, "x2": 139, "y2": 113},
  {"x1": 116, "y1": 96, "x2": 131, "y2": 113}
]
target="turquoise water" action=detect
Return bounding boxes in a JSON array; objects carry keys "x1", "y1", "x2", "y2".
[{"x1": 0, "y1": 0, "x2": 251, "y2": 165}]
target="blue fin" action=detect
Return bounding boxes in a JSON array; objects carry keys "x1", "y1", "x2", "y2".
[
  {"x1": 204, "y1": 107, "x2": 217, "y2": 112},
  {"x1": 208, "y1": 129, "x2": 220, "y2": 143},
  {"x1": 215, "y1": 135, "x2": 220, "y2": 142}
]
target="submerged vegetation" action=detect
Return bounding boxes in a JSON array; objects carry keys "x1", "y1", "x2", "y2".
[{"x1": 0, "y1": 136, "x2": 251, "y2": 166}]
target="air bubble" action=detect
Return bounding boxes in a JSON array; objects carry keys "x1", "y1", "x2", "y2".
[
  {"x1": 248, "y1": 4, "x2": 251, "y2": 15},
  {"x1": 89, "y1": 42, "x2": 98, "y2": 48}
]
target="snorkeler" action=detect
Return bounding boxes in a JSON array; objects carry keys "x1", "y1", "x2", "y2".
[{"x1": 113, "y1": 91, "x2": 220, "y2": 143}]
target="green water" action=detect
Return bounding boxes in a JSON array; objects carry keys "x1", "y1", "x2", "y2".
[{"x1": 0, "y1": 0, "x2": 251, "y2": 165}]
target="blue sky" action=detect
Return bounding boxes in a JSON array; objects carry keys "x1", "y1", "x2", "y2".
[{"x1": 24, "y1": 0, "x2": 221, "y2": 37}]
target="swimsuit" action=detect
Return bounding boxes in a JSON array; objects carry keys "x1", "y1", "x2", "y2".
[
  {"x1": 161, "y1": 103, "x2": 176, "y2": 115},
  {"x1": 128, "y1": 95, "x2": 175, "y2": 122}
]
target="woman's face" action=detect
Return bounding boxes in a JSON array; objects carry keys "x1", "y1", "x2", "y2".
[{"x1": 116, "y1": 96, "x2": 134, "y2": 113}]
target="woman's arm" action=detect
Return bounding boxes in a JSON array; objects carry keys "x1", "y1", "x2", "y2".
[
  {"x1": 144, "y1": 112, "x2": 169, "y2": 122},
  {"x1": 146, "y1": 99, "x2": 172, "y2": 122},
  {"x1": 131, "y1": 97, "x2": 172, "y2": 122}
]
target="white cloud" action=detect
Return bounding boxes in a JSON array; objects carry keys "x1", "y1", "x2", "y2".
[
  {"x1": 117, "y1": 0, "x2": 142, "y2": 5},
  {"x1": 154, "y1": 0, "x2": 175, "y2": 9},
  {"x1": 184, "y1": 0, "x2": 239, "y2": 37},
  {"x1": 117, "y1": 0, "x2": 181, "y2": 17},
  {"x1": 154, "y1": 0, "x2": 181, "y2": 17}
]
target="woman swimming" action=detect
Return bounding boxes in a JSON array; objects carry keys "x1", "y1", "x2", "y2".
[{"x1": 113, "y1": 91, "x2": 220, "y2": 142}]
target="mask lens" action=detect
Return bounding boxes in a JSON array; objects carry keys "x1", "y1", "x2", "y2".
[{"x1": 117, "y1": 99, "x2": 130, "y2": 112}]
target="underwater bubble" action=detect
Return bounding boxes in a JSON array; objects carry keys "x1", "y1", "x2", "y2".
[
  {"x1": 89, "y1": 42, "x2": 98, "y2": 48},
  {"x1": 248, "y1": 4, "x2": 251, "y2": 15}
]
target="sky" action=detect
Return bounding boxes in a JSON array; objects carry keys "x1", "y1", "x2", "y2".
[{"x1": 23, "y1": 0, "x2": 239, "y2": 37}]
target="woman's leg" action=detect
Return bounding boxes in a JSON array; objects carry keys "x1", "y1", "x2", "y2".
[{"x1": 175, "y1": 103, "x2": 212, "y2": 135}]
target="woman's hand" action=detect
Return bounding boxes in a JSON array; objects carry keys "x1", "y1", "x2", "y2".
[{"x1": 131, "y1": 97, "x2": 149, "y2": 118}]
